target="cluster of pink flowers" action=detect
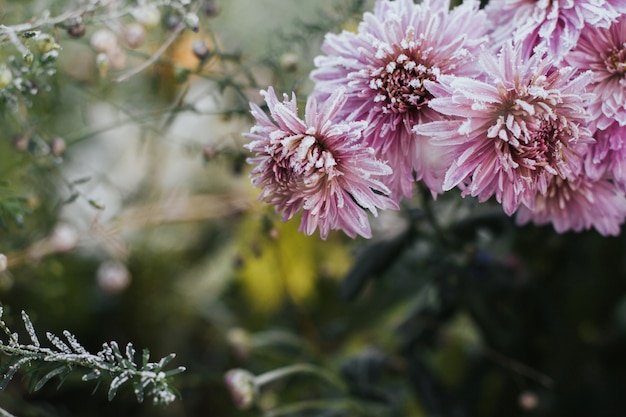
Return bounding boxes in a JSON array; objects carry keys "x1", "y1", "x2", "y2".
[{"x1": 244, "y1": 0, "x2": 626, "y2": 238}]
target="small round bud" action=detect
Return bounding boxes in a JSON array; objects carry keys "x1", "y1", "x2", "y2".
[
  {"x1": 202, "y1": 0, "x2": 220, "y2": 16},
  {"x1": 23, "y1": 52, "x2": 34, "y2": 66},
  {"x1": 192, "y1": 39, "x2": 210, "y2": 61},
  {"x1": 132, "y1": 6, "x2": 161, "y2": 29},
  {"x1": 226, "y1": 328, "x2": 252, "y2": 359},
  {"x1": 50, "y1": 224, "x2": 79, "y2": 252},
  {"x1": 91, "y1": 29, "x2": 118, "y2": 53},
  {"x1": 201, "y1": 144, "x2": 216, "y2": 161},
  {"x1": 96, "y1": 52, "x2": 109, "y2": 76},
  {"x1": 122, "y1": 23, "x2": 146, "y2": 49},
  {"x1": 107, "y1": 47, "x2": 127, "y2": 70},
  {"x1": 165, "y1": 14, "x2": 182, "y2": 30},
  {"x1": 50, "y1": 137, "x2": 66, "y2": 156},
  {"x1": 96, "y1": 260, "x2": 131, "y2": 293},
  {"x1": 0, "y1": 66, "x2": 13, "y2": 89},
  {"x1": 35, "y1": 33, "x2": 60, "y2": 53},
  {"x1": 13, "y1": 134, "x2": 29, "y2": 151},
  {"x1": 279, "y1": 53, "x2": 299, "y2": 72},
  {"x1": 224, "y1": 369, "x2": 257, "y2": 410},
  {"x1": 67, "y1": 23, "x2": 86, "y2": 39},
  {"x1": 518, "y1": 391, "x2": 539, "y2": 411},
  {"x1": 184, "y1": 13, "x2": 200, "y2": 32},
  {"x1": 0, "y1": 254, "x2": 7, "y2": 273}
]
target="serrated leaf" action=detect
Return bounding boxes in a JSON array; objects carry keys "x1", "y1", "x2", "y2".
[{"x1": 34, "y1": 366, "x2": 67, "y2": 391}]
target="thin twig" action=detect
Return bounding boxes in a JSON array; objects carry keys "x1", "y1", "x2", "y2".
[{"x1": 115, "y1": 23, "x2": 185, "y2": 82}]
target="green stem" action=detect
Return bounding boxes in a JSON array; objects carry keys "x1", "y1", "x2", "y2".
[{"x1": 255, "y1": 363, "x2": 347, "y2": 393}]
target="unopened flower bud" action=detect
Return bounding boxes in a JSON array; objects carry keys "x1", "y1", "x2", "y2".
[
  {"x1": 23, "y1": 52, "x2": 34, "y2": 66},
  {"x1": 96, "y1": 52, "x2": 109, "y2": 76},
  {"x1": 91, "y1": 29, "x2": 118, "y2": 53},
  {"x1": 35, "y1": 34, "x2": 60, "y2": 53},
  {"x1": 0, "y1": 66, "x2": 12, "y2": 89},
  {"x1": 50, "y1": 224, "x2": 79, "y2": 252},
  {"x1": 97, "y1": 260, "x2": 131, "y2": 293},
  {"x1": 202, "y1": 0, "x2": 220, "y2": 16},
  {"x1": 518, "y1": 391, "x2": 538, "y2": 411},
  {"x1": 132, "y1": 6, "x2": 161, "y2": 29},
  {"x1": 13, "y1": 134, "x2": 28, "y2": 151},
  {"x1": 192, "y1": 39, "x2": 210, "y2": 61},
  {"x1": 0, "y1": 254, "x2": 7, "y2": 273},
  {"x1": 123, "y1": 23, "x2": 146, "y2": 49},
  {"x1": 279, "y1": 53, "x2": 299, "y2": 72},
  {"x1": 50, "y1": 137, "x2": 66, "y2": 156},
  {"x1": 67, "y1": 23, "x2": 86, "y2": 39},
  {"x1": 226, "y1": 328, "x2": 252, "y2": 359},
  {"x1": 201, "y1": 144, "x2": 216, "y2": 161},
  {"x1": 107, "y1": 47, "x2": 127, "y2": 70},
  {"x1": 184, "y1": 13, "x2": 200, "y2": 32},
  {"x1": 224, "y1": 369, "x2": 257, "y2": 410},
  {"x1": 165, "y1": 14, "x2": 182, "y2": 30}
]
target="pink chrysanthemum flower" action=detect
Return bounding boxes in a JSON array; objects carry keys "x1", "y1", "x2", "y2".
[
  {"x1": 585, "y1": 123, "x2": 626, "y2": 191},
  {"x1": 310, "y1": 0, "x2": 488, "y2": 200},
  {"x1": 414, "y1": 42, "x2": 594, "y2": 216},
  {"x1": 485, "y1": 0, "x2": 624, "y2": 62},
  {"x1": 565, "y1": 15, "x2": 626, "y2": 130},
  {"x1": 515, "y1": 175, "x2": 626, "y2": 236},
  {"x1": 243, "y1": 87, "x2": 397, "y2": 239}
]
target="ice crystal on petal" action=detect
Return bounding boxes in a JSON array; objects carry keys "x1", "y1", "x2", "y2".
[
  {"x1": 485, "y1": 0, "x2": 625, "y2": 63},
  {"x1": 565, "y1": 15, "x2": 626, "y2": 131},
  {"x1": 415, "y1": 42, "x2": 594, "y2": 216},
  {"x1": 244, "y1": 87, "x2": 397, "y2": 239},
  {"x1": 311, "y1": 0, "x2": 488, "y2": 199},
  {"x1": 516, "y1": 175, "x2": 626, "y2": 236}
]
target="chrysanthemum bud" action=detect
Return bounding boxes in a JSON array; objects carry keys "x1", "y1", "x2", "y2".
[
  {"x1": 279, "y1": 53, "x2": 298, "y2": 72},
  {"x1": 224, "y1": 369, "x2": 257, "y2": 410},
  {"x1": 202, "y1": 0, "x2": 220, "y2": 16},
  {"x1": 165, "y1": 14, "x2": 182, "y2": 30},
  {"x1": 50, "y1": 137, "x2": 66, "y2": 156},
  {"x1": 192, "y1": 39, "x2": 210, "y2": 61},
  {"x1": 13, "y1": 134, "x2": 28, "y2": 151},
  {"x1": 91, "y1": 29, "x2": 118, "y2": 53},
  {"x1": 226, "y1": 328, "x2": 252, "y2": 359},
  {"x1": 67, "y1": 23, "x2": 86, "y2": 39},
  {"x1": 0, "y1": 66, "x2": 13, "y2": 89},
  {"x1": 49, "y1": 224, "x2": 78, "y2": 252},
  {"x1": 201, "y1": 144, "x2": 216, "y2": 161},
  {"x1": 96, "y1": 53, "x2": 109, "y2": 76},
  {"x1": 184, "y1": 13, "x2": 200, "y2": 32},
  {"x1": 23, "y1": 52, "x2": 33, "y2": 66},
  {"x1": 96, "y1": 260, "x2": 131, "y2": 293},
  {"x1": 132, "y1": 6, "x2": 161, "y2": 29},
  {"x1": 35, "y1": 34, "x2": 60, "y2": 53},
  {"x1": 123, "y1": 23, "x2": 146, "y2": 49},
  {"x1": 518, "y1": 391, "x2": 538, "y2": 411}
]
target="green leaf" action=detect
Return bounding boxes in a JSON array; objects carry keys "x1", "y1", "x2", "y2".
[{"x1": 34, "y1": 366, "x2": 67, "y2": 391}]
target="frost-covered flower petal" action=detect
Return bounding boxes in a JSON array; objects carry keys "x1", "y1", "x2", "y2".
[
  {"x1": 415, "y1": 42, "x2": 594, "y2": 216},
  {"x1": 311, "y1": 0, "x2": 488, "y2": 200},
  {"x1": 485, "y1": 0, "x2": 625, "y2": 62},
  {"x1": 565, "y1": 15, "x2": 626, "y2": 130},
  {"x1": 244, "y1": 87, "x2": 397, "y2": 239},
  {"x1": 516, "y1": 175, "x2": 626, "y2": 236}
]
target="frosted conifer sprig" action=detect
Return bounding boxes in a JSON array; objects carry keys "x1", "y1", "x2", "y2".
[{"x1": 0, "y1": 308, "x2": 185, "y2": 406}]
